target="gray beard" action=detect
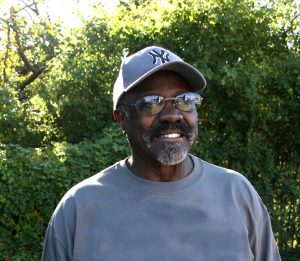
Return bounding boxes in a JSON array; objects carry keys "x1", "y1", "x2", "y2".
[{"x1": 143, "y1": 136, "x2": 189, "y2": 166}]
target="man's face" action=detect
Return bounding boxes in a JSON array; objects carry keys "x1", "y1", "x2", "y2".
[{"x1": 118, "y1": 71, "x2": 199, "y2": 166}]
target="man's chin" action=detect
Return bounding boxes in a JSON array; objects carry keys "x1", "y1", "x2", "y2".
[{"x1": 154, "y1": 143, "x2": 189, "y2": 166}]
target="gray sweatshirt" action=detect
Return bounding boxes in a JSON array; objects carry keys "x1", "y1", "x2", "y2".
[{"x1": 42, "y1": 155, "x2": 281, "y2": 260}]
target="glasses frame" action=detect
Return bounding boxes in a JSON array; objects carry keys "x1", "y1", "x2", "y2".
[{"x1": 120, "y1": 92, "x2": 203, "y2": 116}]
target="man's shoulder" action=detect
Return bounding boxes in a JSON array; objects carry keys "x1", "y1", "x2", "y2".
[
  {"x1": 192, "y1": 155, "x2": 262, "y2": 211},
  {"x1": 60, "y1": 159, "x2": 127, "y2": 202},
  {"x1": 192, "y1": 155, "x2": 255, "y2": 191},
  {"x1": 84, "y1": 159, "x2": 126, "y2": 184}
]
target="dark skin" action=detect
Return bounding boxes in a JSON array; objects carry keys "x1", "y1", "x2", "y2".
[{"x1": 113, "y1": 71, "x2": 199, "y2": 182}]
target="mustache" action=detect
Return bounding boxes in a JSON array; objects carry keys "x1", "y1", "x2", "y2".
[{"x1": 145, "y1": 121, "x2": 195, "y2": 138}]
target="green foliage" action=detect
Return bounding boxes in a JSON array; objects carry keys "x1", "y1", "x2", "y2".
[
  {"x1": 0, "y1": 123, "x2": 130, "y2": 260},
  {"x1": 0, "y1": 0, "x2": 299, "y2": 259},
  {"x1": 0, "y1": 84, "x2": 59, "y2": 147},
  {"x1": 50, "y1": 19, "x2": 124, "y2": 142}
]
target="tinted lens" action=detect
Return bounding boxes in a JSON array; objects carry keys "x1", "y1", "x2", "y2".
[
  {"x1": 133, "y1": 92, "x2": 202, "y2": 116},
  {"x1": 136, "y1": 95, "x2": 165, "y2": 115},
  {"x1": 175, "y1": 92, "x2": 202, "y2": 111}
]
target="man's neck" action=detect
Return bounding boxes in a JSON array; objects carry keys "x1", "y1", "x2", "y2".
[{"x1": 126, "y1": 155, "x2": 193, "y2": 182}]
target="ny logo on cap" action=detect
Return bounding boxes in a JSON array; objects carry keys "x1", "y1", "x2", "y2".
[{"x1": 148, "y1": 49, "x2": 170, "y2": 64}]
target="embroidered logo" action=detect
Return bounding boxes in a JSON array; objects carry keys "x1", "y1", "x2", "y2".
[{"x1": 148, "y1": 49, "x2": 170, "y2": 64}]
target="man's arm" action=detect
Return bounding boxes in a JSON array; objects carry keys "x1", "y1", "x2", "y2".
[
  {"x1": 41, "y1": 221, "x2": 70, "y2": 261},
  {"x1": 41, "y1": 196, "x2": 76, "y2": 261},
  {"x1": 250, "y1": 193, "x2": 281, "y2": 261}
]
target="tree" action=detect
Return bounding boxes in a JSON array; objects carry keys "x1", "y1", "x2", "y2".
[{"x1": 0, "y1": 0, "x2": 62, "y2": 146}]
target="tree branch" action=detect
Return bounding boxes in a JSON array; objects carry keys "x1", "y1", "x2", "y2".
[
  {"x1": 10, "y1": 7, "x2": 38, "y2": 74},
  {"x1": 2, "y1": 21, "x2": 11, "y2": 83},
  {"x1": 3, "y1": 3, "x2": 57, "y2": 99},
  {"x1": 20, "y1": 0, "x2": 39, "y2": 15},
  {"x1": 18, "y1": 66, "x2": 45, "y2": 100}
]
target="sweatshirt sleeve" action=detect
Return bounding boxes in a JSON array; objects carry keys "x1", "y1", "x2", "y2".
[
  {"x1": 41, "y1": 220, "x2": 70, "y2": 261},
  {"x1": 41, "y1": 195, "x2": 76, "y2": 261},
  {"x1": 249, "y1": 191, "x2": 281, "y2": 261}
]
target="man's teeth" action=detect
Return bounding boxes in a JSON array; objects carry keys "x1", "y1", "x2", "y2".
[{"x1": 159, "y1": 133, "x2": 181, "y2": 139}]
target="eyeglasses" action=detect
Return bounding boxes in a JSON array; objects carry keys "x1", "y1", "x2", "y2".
[{"x1": 121, "y1": 92, "x2": 203, "y2": 116}]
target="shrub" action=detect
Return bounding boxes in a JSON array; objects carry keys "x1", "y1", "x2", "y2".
[{"x1": 0, "y1": 124, "x2": 130, "y2": 260}]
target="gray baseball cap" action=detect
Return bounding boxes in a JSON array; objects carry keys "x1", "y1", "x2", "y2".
[{"x1": 113, "y1": 46, "x2": 206, "y2": 110}]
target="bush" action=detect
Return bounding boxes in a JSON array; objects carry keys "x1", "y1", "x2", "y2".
[{"x1": 0, "y1": 124, "x2": 130, "y2": 260}]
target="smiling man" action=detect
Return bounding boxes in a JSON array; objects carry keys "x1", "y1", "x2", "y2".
[{"x1": 42, "y1": 46, "x2": 281, "y2": 260}]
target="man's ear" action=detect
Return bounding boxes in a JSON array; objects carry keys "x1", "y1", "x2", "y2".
[{"x1": 113, "y1": 109, "x2": 126, "y2": 130}]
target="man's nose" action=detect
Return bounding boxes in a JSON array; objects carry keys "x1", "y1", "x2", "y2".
[{"x1": 158, "y1": 100, "x2": 183, "y2": 123}]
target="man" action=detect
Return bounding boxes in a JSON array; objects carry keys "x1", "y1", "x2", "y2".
[{"x1": 42, "y1": 46, "x2": 281, "y2": 260}]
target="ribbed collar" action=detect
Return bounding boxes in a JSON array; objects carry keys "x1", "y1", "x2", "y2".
[{"x1": 117, "y1": 154, "x2": 204, "y2": 194}]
